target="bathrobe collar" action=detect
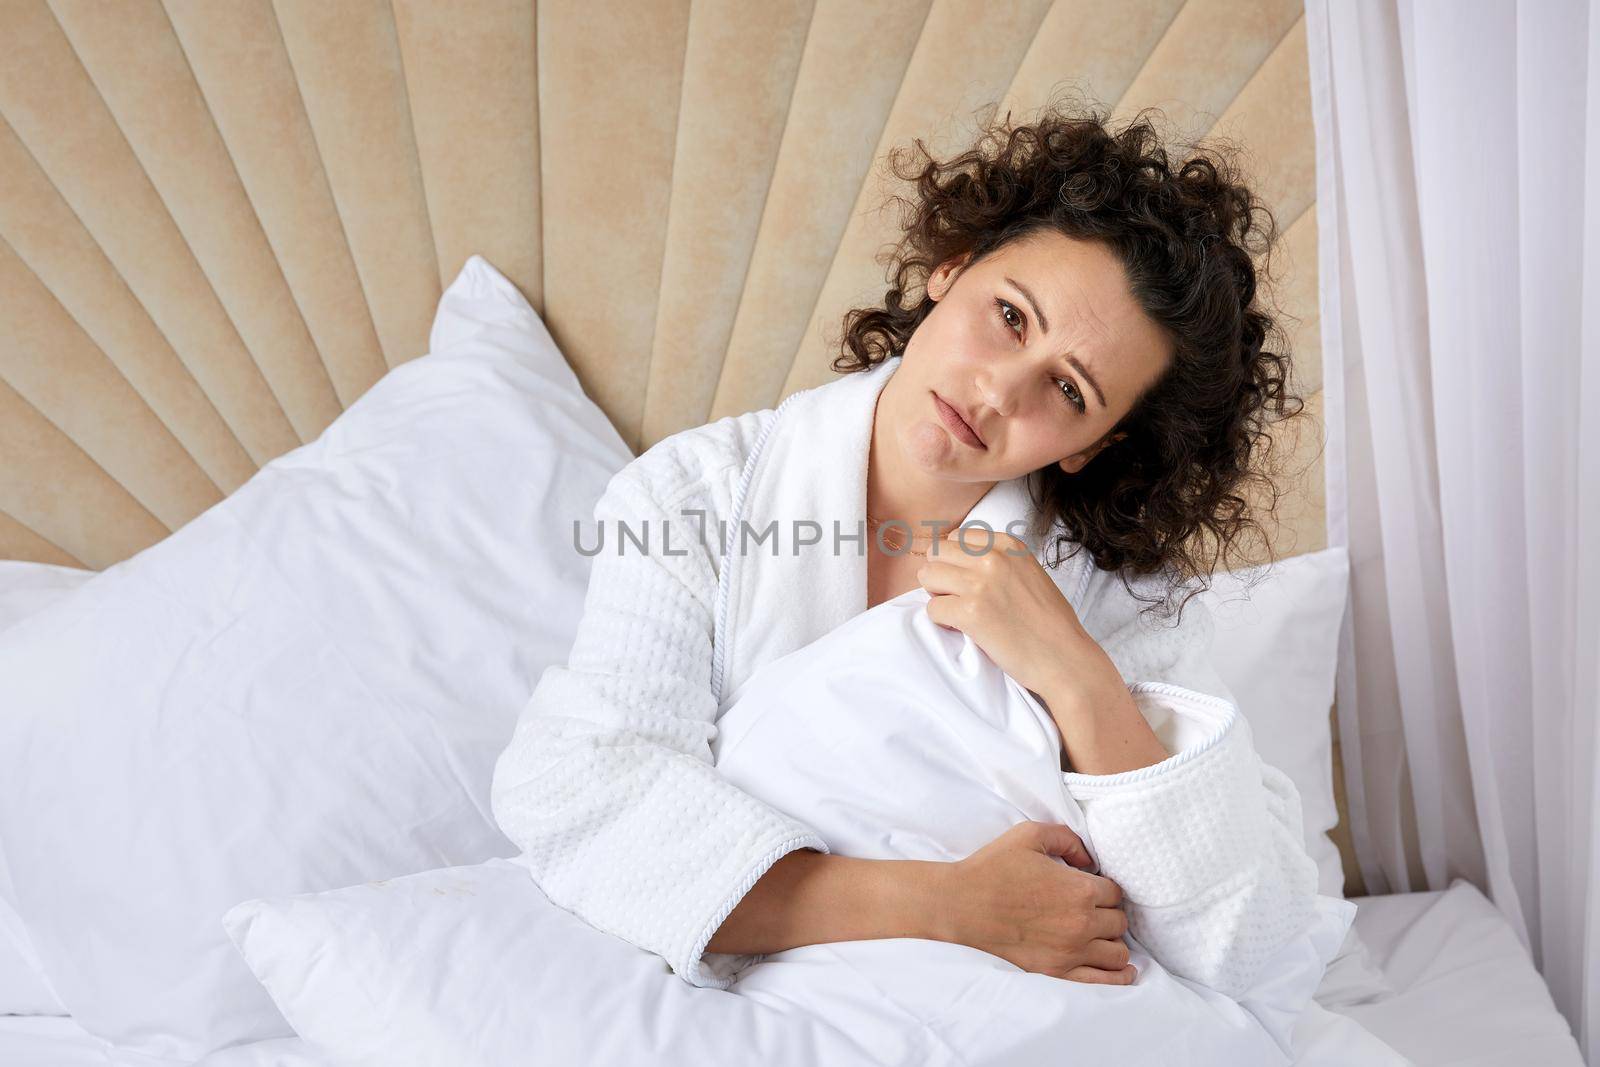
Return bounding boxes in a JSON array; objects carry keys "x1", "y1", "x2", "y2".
[{"x1": 715, "y1": 354, "x2": 1088, "y2": 709}]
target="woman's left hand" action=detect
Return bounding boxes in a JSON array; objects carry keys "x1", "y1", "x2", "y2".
[{"x1": 916, "y1": 527, "x2": 1124, "y2": 712}]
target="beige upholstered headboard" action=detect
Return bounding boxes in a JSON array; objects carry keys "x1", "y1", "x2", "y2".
[{"x1": 0, "y1": 0, "x2": 1349, "y2": 886}]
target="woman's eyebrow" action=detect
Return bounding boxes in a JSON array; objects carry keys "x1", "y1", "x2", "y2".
[
  {"x1": 1005, "y1": 276, "x2": 1052, "y2": 335},
  {"x1": 1005, "y1": 275, "x2": 1107, "y2": 409},
  {"x1": 1065, "y1": 353, "x2": 1107, "y2": 409}
]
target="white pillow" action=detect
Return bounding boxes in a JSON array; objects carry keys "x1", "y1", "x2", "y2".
[
  {"x1": 710, "y1": 585, "x2": 1350, "y2": 1052},
  {"x1": 1195, "y1": 548, "x2": 1394, "y2": 1004},
  {"x1": 0, "y1": 256, "x2": 631, "y2": 1057},
  {"x1": 0, "y1": 562, "x2": 96, "y2": 635},
  {"x1": 225, "y1": 858, "x2": 887, "y2": 1067},
  {"x1": 1199, "y1": 546, "x2": 1350, "y2": 899},
  {"x1": 0, "y1": 562, "x2": 92, "y2": 1017}
]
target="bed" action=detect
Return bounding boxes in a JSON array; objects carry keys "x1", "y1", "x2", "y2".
[
  {"x1": 0, "y1": 869, "x2": 1577, "y2": 1066},
  {"x1": 0, "y1": 1, "x2": 1585, "y2": 1063}
]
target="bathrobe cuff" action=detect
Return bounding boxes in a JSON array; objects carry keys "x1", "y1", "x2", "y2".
[
  {"x1": 1061, "y1": 682, "x2": 1320, "y2": 998},
  {"x1": 686, "y1": 829, "x2": 833, "y2": 988}
]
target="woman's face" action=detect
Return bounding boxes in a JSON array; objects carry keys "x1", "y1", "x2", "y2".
[{"x1": 879, "y1": 230, "x2": 1173, "y2": 484}]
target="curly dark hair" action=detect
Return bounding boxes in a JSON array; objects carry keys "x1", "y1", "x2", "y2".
[{"x1": 833, "y1": 95, "x2": 1306, "y2": 619}]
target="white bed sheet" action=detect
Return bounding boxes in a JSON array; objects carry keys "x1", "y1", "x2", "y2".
[
  {"x1": 0, "y1": 1015, "x2": 110, "y2": 1067},
  {"x1": 1320, "y1": 879, "x2": 1583, "y2": 1065},
  {"x1": 0, "y1": 1014, "x2": 323, "y2": 1066}
]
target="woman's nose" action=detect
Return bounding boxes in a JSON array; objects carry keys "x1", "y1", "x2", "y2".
[{"x1": 975, "y1": 362, "x2": 1027, "y2": 418}]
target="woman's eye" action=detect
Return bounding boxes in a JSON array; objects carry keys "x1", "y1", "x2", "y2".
[
  {"x1": 995, "y1": 296, "x2": 1081, "y2": 413},
  {"x1": 994, "y1": 297, "x2": 1024, "y2": 339},
  {"x1": 1056, "y1": 378, "x2": 1086, "y2": 413}
]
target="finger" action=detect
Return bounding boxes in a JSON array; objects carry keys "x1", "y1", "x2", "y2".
[
  {"x1": 1087, "y1": 872, "x2": 1124, "y2": 907},
  {"x1": 915, "y1": 559, "x2": 977, "y2": 596},
  {"x1": 936, "y1": 524, "x2": 1003, "y2": 559},
  {"x1": 1085, "y1": 937, "x2": 1132, "y2": 971},
  {"x1": 923, "y1": 592, "x2": 967, "y2": 633},
  {"x1": 1092, "y1": 905, "x2": 1130, "y2": 941},
  {"x1": 1031, "y1": 822, "x2": 1093, "y2": 869},
  {"x1": 939, "y1": 525, "x2": 1026, "y2": 558},
  {"x1": 1059, "y1": 964, "x2": 1138, "y2": 986}
]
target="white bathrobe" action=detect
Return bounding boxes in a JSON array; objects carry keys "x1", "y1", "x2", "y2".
[{"x1": 490, "y1": 354, "x2": 1319, "y2": 995}]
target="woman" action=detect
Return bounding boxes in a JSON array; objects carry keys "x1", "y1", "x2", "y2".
[{"x1": 490, "y1": 102, "x2": 1316, "y2": 997}]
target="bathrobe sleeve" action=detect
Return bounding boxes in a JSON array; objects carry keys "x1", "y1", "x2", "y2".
[
  {"x1": 489, "y1": 442, "x2": 829, "y2": 991},
  {"x1": 1063, "y1": 568, "x2": 1321, "y2": 1000}
]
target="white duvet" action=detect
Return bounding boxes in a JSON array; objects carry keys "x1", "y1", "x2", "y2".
[{"x1": 228, "y1": 585, "x2": 1350, "y2": 1067}]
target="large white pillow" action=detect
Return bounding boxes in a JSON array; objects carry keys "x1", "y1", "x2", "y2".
[
  {"x1": 1199, "y1": 546, "x2": 1350, "y2": 899},
  {"x1": 0, "y1": 256, "x2": 631, "y2": 1058},
  {"x1": 0, "y1": 562, "x2": 96, "y2": 634},
  {"x1": 0, "y1": 562, "x2": 92, "y2": 1017}
]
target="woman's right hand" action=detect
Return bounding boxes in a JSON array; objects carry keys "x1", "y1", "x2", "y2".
[{"x1": 938, "y1": 821, "x2": 1137, "y2": 984}]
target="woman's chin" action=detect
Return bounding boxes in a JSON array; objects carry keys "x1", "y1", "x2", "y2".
[{"x1": 901, "y1": 421, "x2": 964, "y2": 472}]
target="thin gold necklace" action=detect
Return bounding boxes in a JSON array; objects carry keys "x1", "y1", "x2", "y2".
[{"x1": 866, "y1": 512, "x2": 937, "y2": 556}]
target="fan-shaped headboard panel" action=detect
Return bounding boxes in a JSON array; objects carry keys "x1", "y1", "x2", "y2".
[{"x1": 0, "y1": 0, "x2": 1322, "y2": 571}]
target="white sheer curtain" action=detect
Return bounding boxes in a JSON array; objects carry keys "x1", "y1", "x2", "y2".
[{"x1": 1306, "y1": 0, "x2": 1600, "y2": 1058}]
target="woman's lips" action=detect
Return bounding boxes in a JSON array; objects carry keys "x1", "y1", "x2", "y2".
[{"x1": 932, "y1": 391, "x2": 987, "y2": 450}]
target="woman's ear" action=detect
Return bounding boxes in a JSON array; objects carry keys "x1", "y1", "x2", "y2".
[
  {"x1": 928, "y1": 252, "x2": 974, "y2": 301},
  {"x1": 1057, "y1": 431, "x2": 1128, "y2": 475}
]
